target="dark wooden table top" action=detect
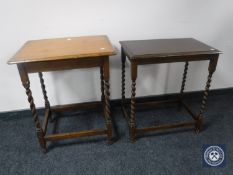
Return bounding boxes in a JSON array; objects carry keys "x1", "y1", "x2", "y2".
[
  {"x1": 8, "y1": 35, "x2": 116, "y2": 64},
  {"x1": 120, "y1": 38, "x2": 221, "y2": 59}
]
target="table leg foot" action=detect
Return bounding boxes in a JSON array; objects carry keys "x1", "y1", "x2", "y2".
[
  {"x1": 36, "y1": 127, "x2": 47, "y2": 151},
  {"x1": 129, "y1": 125, "x2": 136, "y2": 143},
  {"x1": 195, "y1": 117, "x2": 203, "y2": 134},
  {"x1": 41, "y1": 146, "x2": 48, "y2": 154},
  {"x1": 107, "y1": 139, "x2": 113, "y2": 145},
  {"x1": 106, "y1": 122, "x2": 113, "y2": 145}
]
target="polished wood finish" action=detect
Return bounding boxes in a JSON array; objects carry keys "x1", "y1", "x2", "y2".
[
  {"x1": 8, "y1": 35, "x2": 116, "y2": 64},
  {"x1": 9, "y1": 35, "x2": 116, "y2": 152},
  {"x1": 120, "y1": 38, "x2": 220, "y2": 142},
  {"x1": 22, "y1": 57, "x2": 105, "y2": 73},
  {"x1": 119, "y1": 38, "x2": 220, "y2": 59}
]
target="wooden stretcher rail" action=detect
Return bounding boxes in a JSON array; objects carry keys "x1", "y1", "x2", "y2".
[
  {"x1": 45, "y1": 129, "x2": 107, "y2": 141},
  {"x1": 136, "y1": 99, "x2": 180, "y2": 108},
  {"x1": 51, "y1": 101, "x2": 103, "y2": 113},
  {"x1": 136, "y1": 121, "x2": 195, "y2": 134}
]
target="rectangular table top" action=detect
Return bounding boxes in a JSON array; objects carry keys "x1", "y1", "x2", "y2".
[
  {"x1": 120, "y1": 38, "x2": 221, "y2": 59},
  {"x1": 8, "y1": 35, "x2": 116, "y2": 64}
]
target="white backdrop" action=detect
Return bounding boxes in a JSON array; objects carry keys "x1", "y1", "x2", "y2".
[{"x1": 0, "y1": 0, "x2": 233, "y2": 112}]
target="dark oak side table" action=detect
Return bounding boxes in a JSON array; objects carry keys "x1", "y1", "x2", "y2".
[
  {"x1": 120, "y1": 38, "x2": 221, "y2": 142},
  {"x1": 8, "y1": 35, "x2": 116, "y2": 152}
]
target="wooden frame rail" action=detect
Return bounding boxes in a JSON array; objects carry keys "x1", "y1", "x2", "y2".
[
  {"x1": 45, "y1": 129, "x2": 107, "y2": 141},
  {"x1": 121, "y1": 99, "x2": 198, "y2": 135}
]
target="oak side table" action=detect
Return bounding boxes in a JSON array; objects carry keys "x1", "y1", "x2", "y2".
[
  {"x1": 8, "y1": 35, "x2": 116, "y2": 152},
  {"x1": 120, "y1": 38, "x2": 221, "y2": 142}
]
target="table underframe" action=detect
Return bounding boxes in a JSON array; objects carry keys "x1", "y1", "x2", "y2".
[
  {"x1": 121, "y1": 48, "x2": 219, "y2": 142},
  {"x1": 17, "y1": 56, "x2": 112, "y2": 152}
]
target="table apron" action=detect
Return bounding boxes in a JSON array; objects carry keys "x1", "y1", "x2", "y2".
[
  {"x1": 22, "y1": 57, "x2": 107, "y2": 73},
  {"x1": 132, "y1": 54, "x2": 218, "y2": 65}
]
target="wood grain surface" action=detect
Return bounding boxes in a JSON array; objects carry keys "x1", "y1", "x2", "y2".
[{"x1": 8, "y1": 35, "x2": 116, "y2": 64}]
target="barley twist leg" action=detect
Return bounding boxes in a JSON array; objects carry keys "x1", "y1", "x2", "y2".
[
  {"x1": 38, "y1": 72, "x2": 52, "y2": 121},
  {"x1": 195, "y1": 73, "x2": 213, "y2": 133},
  {"x1": 180, "y1": 61, "x2": 189, "y2": 98},
  {"x1": 195, "y1": 57, "x2": 218, "y2": 133},
  {"x1": 23, "y1": 81, "x2": 47, "y2": 152},
  {"x1": 103, "y1": 58, "x2": 113, "y2": 144},
  {"x1": 130, "y1": 80, "x2": 136, "y2": 142},
  {"x1": 121, "y1": 48, "x2": 126, "y2": 106},
  {"x1": 130, "y1": 63, "x2": 137, "y2": 143}
]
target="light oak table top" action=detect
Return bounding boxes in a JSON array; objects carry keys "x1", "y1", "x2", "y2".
[{"x1": 8, "y1": 35, "x2": 116, "y2": 64}]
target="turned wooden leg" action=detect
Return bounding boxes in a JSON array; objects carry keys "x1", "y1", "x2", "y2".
[
  {"x1": 195, "y1": 57, "x2": 218, "y2": 133},
  {"x1": 38, "y1": 72, "x2": 52, "y2": 121},
  {"x1": 121, "y1": 47, "x2": 126, "y2": 106},
  {"x1": 103, "y1": 58, "x2": 113, "y2": 144},
  {"x1": 100, "y1": 67, "x2": 105, "y2": 103},
  {"x1": 180, "y1": 61, "x2": 189, "y2": 98},
  {"x1": 130, "y1": 62, "x2": 137, "y2": 143},
  {"x1": 18, "y1": 65, "x2": 47, "y2": 152},
  {"x1": 100, "y1": 67, "x2": 106, "y2": 120}
]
